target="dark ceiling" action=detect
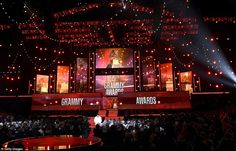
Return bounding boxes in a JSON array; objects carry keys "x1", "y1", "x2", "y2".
[{"x1": 0, "y1": 0, "x2": 235, "y2": 93}]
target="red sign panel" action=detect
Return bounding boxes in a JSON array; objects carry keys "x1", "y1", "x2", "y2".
[
  {"x1": 118, "y1": 91, "x2": 190, "y2": 104},
  {"x1": 32, "y1": 93, "x2": 102, "y2": 111}
]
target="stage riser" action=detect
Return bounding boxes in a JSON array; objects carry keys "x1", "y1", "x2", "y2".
[
  {"x1": 0, "y1": 96, "x2": 31, "y2": 114},
  {"x1": 0, "y1": 92, "x2": 232, "y2": 114},
  {"x1": 191, "y1": 93, "x2": 231, "y2": 110}
]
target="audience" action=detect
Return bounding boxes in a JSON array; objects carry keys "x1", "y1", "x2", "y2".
[
  {"x1": 1, "y1": 109, "x2": 236, "y2": 151},
  {"x1": 0, "y1": 115, "x2": 90, "y2": 145},
  {"x1": 94, "y1": 110, "x2": 236, "y2": 151}
]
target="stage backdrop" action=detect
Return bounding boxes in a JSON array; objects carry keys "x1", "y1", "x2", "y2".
[
  {"x1": 96, "y1": 75, "x2": 134, "y2": 96},
  {"x1": 56, "y1": 66, "x2": 69, "y2": 93},
  {"x1": 96, "y1": 48, "x2": 133, "y2": 69},
  {"x1": 160, "y1": 63, "x2": 173, "y2": 91},
  {"x1": 76, "y1": 58, "x2": 88, "y2": 92},
  {"x1": 36, "y1": 74, "x2": 49, "y2": 93}
]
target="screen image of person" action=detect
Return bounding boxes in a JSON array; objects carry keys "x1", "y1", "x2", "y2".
[
  {"x1": 36, "y1": 76, "x2": 48, "y2": 93},
  {"x1": 106, "y1": 49, "x2": 122, "y2": 68}
]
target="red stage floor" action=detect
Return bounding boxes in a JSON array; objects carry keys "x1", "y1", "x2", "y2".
[{"x1": 2, "y1": 135, "x2": 101, "y2": 151}]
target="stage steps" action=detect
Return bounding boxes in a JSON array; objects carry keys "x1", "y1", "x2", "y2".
[
  {"x1": 98, "y1": 109, "x2": 107, "y2": 117},
  {"x1": 107, "y1": 109, "x2": 118, "y2": 117}
]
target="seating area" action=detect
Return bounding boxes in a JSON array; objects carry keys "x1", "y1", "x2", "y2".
[
  {"x1": 1, "y1": 105, "x2": 236, "y2": 151},
  {"x1": 0, "y1": 115, "x2": 90, "y2": 145}
]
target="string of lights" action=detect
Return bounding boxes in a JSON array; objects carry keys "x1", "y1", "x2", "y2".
[
  {"x1": 0, "y1": 46, "x2": 21, "y2": 80},
  {"x1": 0, "y1": 24, "x2": 11, "y2": 30},
  {"x1": 53, "y1": 3, "x2": 100, "y2": 19},
  {"x1": 21, "y1": 43, "x2": 61, "y2": 70},
  {"x1": 203, "y1": 17, "x2": 236, "y2": 23},
  {"x1": 0, "y1": 2, "x2": 35, "y2": 27},
  {"x1": 109, "y1": 2, "x2": 154, "y2": 14}
]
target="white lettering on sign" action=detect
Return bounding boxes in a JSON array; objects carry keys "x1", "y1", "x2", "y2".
[
  {"x1": 104, "y1": 82, "x2": 125, "y2": 96},
  {"x1": 136, "y1": 97, "x2": 157, "y2": 104},
  {"x1": 61, "y1": 98, "x2": 84, "y2": 106}
]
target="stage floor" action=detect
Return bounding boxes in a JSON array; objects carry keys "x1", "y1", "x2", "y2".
[{"x1": 2, "y1": 135, "x2": 101, "y2": 151}]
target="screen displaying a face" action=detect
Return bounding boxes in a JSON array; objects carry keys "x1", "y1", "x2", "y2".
[
  {"x1": 56, "y1": 66, "x2": 69, "y2": 93},
  {"x1": 160, "y1": 63, "x2": 173, "y2": 91},
  {"x1": 180, "y1": 71, "x2": 192, "y2": 83},
  {"x1": 36, "y1": 74, "x2": 49, "y2": 93},
  {"x1": 96, "y1": 48, "x2": 133, "y2": 69},
  {"x1": 96, "y1": 75, "x2": 134, "y2": 96},
  {"x1": 180, "y1": 71, "x2": 192, "y2": 91}
]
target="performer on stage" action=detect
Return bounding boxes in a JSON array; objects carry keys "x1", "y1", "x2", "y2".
[{"x1": 94, "y1": 114, "x2": 102, "y2": 125}]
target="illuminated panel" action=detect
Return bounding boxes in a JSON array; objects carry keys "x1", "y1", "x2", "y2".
[
  {"x1": 180, "y1": 71, "x2": 192, "y2": 91},
  {"x1": 96, "y1": 48, "x2": 133, "y2": 69},
  {"x1": 96, "y1": 75, "x2": 134, "y2": 96},
  {"x1": 56, "y1": 66, "x2": 69, "y2": 93},
  {"x1": 76, "y1": 58, "x2": 88, "y2": 92},
  {"x1": 142, "y1": 56, "x2": 155, "y2": 90},
  {"x1": 36, "y1": 74, "x2": 49, "y2": 93},
  {"x1": 160, "y1": 63, "x2": 173, "y2": 91}
]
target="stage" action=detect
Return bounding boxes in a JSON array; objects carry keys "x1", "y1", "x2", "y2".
[{"x1": 2, "y1": 135, "x2": 102, "y2": 151}]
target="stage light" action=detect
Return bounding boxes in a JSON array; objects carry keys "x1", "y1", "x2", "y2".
[{"x1": 3, "y1": 143, "x2": 7, "y2": 148}]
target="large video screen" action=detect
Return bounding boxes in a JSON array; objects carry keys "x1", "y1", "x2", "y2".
[
  {"x1": 76, "y1": 58, "x2": 88, "y2": 92},
  {"x1": 56, "y1": 66, "x2": 69, "y2": 93},
  {"x1": 96, "y1": 48, "x2": 133, "y2": 69},
  {"x1": 36, "y1": 74, "x2": 49, "y2": 93},
  {"x1": 96, "y1": 75, "x2": 134, "y2": 96},
  {"x1": 160, "y1": 63, "x2": 173, "y2": 91},
  {"x1": 180, "y1": 71, "x2": 192, "y2": 91},
  {"x1": 142, "y1": 56, "x2": 155, "y2": 90}
]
